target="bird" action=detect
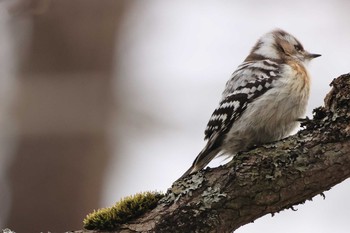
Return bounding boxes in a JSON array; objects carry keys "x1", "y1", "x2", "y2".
[{"x1": 180, "y1": 29, "x2": 320, "y2": 179}]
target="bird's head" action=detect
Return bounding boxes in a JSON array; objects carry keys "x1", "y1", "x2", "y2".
[{"x1": 246, "y1": 29, "x2": 321, "y2": 64}]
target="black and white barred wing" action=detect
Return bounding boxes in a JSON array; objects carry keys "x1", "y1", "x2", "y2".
[
  {"x1": 179, "y1": 60, "x2": 281, "y2": 178},
  {"x1": 204, "y1": 60, "x2": 281, "y2": 140}
]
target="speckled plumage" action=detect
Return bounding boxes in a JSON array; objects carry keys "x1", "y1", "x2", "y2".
[{"x1": 180, "y1": 29, "x2": 320, "y2": 179}]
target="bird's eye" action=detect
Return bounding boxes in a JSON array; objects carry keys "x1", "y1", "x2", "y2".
[{"x1": 294, "y1": 44, "x2": 303, "y2": 52}]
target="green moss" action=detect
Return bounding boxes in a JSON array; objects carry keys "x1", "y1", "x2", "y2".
[{"x1": 83, "y1": 191, "x2": 164, "y2": 231}]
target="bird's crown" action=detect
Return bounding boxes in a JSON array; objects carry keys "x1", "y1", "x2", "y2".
[{"x1": 245, "y1": 29, "x2": 320, "y2": 64}]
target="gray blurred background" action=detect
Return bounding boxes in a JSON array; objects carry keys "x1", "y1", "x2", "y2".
[{"x1": 0, "y1": 0, "x2": 349, "y2": 232}]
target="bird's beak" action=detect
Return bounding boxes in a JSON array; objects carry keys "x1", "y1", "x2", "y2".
[{"x1": 306, "y1": 52, "x2": 321, "y2": 59}]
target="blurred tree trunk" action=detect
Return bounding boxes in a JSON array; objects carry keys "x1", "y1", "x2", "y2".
[{"x1": 5, "y1": 0, "x2": 130, "y2": 232}]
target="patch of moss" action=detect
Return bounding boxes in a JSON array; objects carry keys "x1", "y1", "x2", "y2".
[{"x1": 83, "y1": 191, "x2": 164, "y2": 231}]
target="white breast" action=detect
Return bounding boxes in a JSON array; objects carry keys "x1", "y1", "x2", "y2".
[{"x1": 222, "y1": 62, "x2": 310, "y2": 155}]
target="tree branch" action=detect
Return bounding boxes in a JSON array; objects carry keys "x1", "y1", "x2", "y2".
[{"x1": 75, "y1": 73, "x2": 350, "y2": 233}]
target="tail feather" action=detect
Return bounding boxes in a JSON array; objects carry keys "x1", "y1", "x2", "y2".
[
  {"x1": 178, "y1": 132, "x2": 224, "y2": 180},
  {"x1": 178, "y1": 147, "x2": 221, "y2": 180}
]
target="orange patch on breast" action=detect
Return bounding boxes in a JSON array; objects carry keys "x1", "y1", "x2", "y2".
[{"x1": 287, "y1": 60, "x2": 310, "y2": 91}]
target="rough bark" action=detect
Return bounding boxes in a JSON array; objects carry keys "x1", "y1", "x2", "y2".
[{"x1": 73, "y1": 73, "x2": 350, "y2": 233}]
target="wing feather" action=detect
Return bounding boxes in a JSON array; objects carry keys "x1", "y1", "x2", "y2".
[{"x1": 204, "y1": 60, "x2": 281, "y2": 140}]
